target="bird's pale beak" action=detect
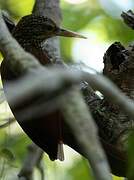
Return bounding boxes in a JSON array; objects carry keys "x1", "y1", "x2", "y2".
[{"x1": 56, "y1": 28, "x2": 87, "y2": 39}]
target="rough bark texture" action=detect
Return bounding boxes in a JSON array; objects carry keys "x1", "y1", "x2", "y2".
[{"x1": 93, "y1": 11, "x2": 134, "y2": 154}]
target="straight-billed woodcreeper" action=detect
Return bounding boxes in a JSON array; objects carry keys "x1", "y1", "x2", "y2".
[{"x1": 1, "y1": 14, "x2": 127, "y2": 177}]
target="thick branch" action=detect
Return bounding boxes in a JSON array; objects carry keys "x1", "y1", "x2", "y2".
[
  {"x1": 4, "y1": 68, "x2": 134, "y2": 121},
  {"x1": 33, "y1": 0, "x2": 61, "y2": 25},
  {"x1": 61, "y1": 87, "x2": 111, "y2": 180}
]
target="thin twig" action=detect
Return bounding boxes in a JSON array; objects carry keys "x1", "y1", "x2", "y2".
[
  {"x1": 0, "y1": 118, "x2": 15, "y2": 128},
  {"x1": 36, "y1": 157, "x2": 45, "y2": 180},
  {"x1": 18, "y1": 143, "x2": 44, "y2": 180}
]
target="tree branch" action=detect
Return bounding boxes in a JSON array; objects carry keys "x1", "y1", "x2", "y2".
[
  {"x1": 0, "y1": 118, "x2": 15, "y2": 129},
  {"x1": 4, "y1": 68, "x2": 134, "y2": 121},
  {"x1": 18, "y1": 143, "x2": 44, "y2": 180},
  {"x1": 61, "y1": 86, "x2": 111, "y2": 180}
]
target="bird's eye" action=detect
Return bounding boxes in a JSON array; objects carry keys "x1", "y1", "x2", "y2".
[{"x1": 46, "y1": 25, "x2": 54, "y2": 31}]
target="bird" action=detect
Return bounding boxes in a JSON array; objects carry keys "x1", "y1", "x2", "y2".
[
  {"x1": 1, "y1": 14, "x2": 86, "y2": 161},
  {"x1": 1, "y1": 14, "x2": 127, "y2": 177}
]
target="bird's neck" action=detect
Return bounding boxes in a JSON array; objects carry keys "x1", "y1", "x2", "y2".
[{"x1": 13, "y1": 32, "x2": 51, "y2": 65}]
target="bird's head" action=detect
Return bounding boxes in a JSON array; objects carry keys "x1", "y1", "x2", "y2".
[{"x1": 13, "y1": 14, "x2": 86, "y2": 42}]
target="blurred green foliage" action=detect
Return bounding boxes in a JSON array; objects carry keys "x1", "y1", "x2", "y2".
[
  {"x1": 66, "y1": 158, "x2": 92, "y2": 180},
  {"x1": 0, "y1": 0, "x2": 134, "y2": 179}
]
